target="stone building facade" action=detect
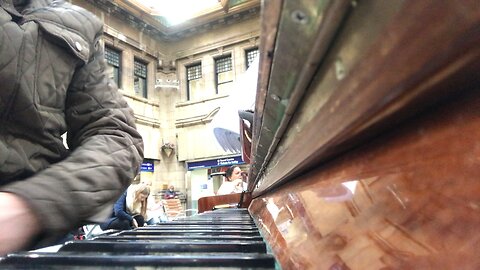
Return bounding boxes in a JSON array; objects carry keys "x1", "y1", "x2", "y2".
[{"x1": 71, "y1": 0, "x2": 260, "y2": 209}]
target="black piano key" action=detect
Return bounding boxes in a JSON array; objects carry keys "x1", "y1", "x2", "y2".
[
  {"x1": 142, "y1": 222, "x2": 257, "y2": 227},
  {"x1": 93, "y1": 234, "x2": 265, "y2": 241},
  {"x1": 134, "y1": 225, "x2": 257, "y2": 230},
  {"x1": 0, "y1": 253, "x2": 276, "y2": 268},
  {"x1": 173, "y1": 218, "x2": 254, "y2": 222},
  {"x1": 59, "y1": 240, "x2": 267, "y2": 253},
  {"x1": 118, "y1": 229, "x2": 261, "y2": 236}
]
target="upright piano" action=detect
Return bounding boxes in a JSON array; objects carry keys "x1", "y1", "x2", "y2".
[{"x1": 1, "y1": 0, "x2": 480, "y2": 269}]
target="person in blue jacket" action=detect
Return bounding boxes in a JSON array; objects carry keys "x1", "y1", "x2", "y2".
[
  {"x1": 101, "y1": 184, "x2": 150, "y2": 230},
  {"x1": 164, "y1": 185, "x2": 178, "y2": 199}
]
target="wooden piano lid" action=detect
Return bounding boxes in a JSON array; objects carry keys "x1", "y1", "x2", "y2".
[{"x1": 246, "y1": 0, "x2": 480, "y2": 269}]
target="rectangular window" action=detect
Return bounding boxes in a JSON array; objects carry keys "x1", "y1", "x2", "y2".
[
  {"x1": 186, "y1": 63, "x2": 202, "y2": 101},
  {"x1": 187, "y1": 64, "x2": 202, "y2": 81},
  {"x1": 215, "y1": 55, "x2": 233, "y2": 94},
  {"x1": 245, "y1": 48, "x2": 259, "y2": 69},
  {"x1": 105, "y1": 46, "x2": 121, "y2": 88},
  {"x1": 216, "y1": 56, "x2": 232, "y2": 73},
  {"x1": 134, "y1": 59, "x2": 148, "y2": 98}
]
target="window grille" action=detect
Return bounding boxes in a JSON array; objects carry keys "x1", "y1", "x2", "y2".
[
  {"x1": 215, "y1": 56, "x2": 232, "y2": 73},
  {"x1": 246, "y1": 48, "x2": 259, "y2": 68},
  {"x1": 187, "y1": 64, "x2": 202, "y2": 80},
  {"x1": 105, "y1": 47, "x2": 120, "y2": 67},
  {"x1": 134, "y1": 59, "x2": 147, "y2": 98},
  {"x1": 134, "y1": 60, "x2": 147, "y2": 78}
]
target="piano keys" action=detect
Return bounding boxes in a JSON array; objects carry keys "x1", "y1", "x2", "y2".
[{"x1": 0, "y1": 209, "x2": 277, "y2": 269}]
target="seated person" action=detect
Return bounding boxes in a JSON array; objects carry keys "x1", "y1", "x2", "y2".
[
  {"x1": 164, "y1": 185, "x2": 178, "y2": 199},
  {"x1": 146, "y1": 195, "x2": 167, "y2": 225},
  {"x1": 217, "y1": 166, "x2": 245, "y2": 195},
  {"x1": 101, "y1": 184, "x2": 150, "y2": 230}
]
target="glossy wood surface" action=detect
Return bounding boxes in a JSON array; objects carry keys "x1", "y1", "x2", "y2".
[
  {"x1": 198, "y1": 193, "x2": 252, "y2": 214},
  {"x1": 250, "y1": 0, "x2": 480, "y2": 195},
  {"x1": 249, "y1": 89, "x2": 480, "y2": 269},
  {"x1": 250, "y1": 0, "x2": 351, "y2": 192}
]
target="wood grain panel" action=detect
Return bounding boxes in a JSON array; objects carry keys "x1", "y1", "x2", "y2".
[
  {"x1": 249, "y1": 0, "x2": 351, "y2": 190},
  {"x1": 251, "y1": 0, "x2": 480, "y2": 195},
  {"x1": 249, "y1": 89, "x2": 480, "y2": 269},
  {"x1": 198, "y1": 193, "x2": 252, "y2": 213}
]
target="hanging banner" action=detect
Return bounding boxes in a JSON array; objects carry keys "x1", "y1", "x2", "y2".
[
  {"x1": 141, "y1": 159, "x2": 154, "y2": 172},
  {"x1": 187, "y1": 155, "x2": 244, "y2": 170}
]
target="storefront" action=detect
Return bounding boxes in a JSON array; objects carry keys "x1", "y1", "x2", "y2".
[{"x1": 186, "y1": 155, "x2": 246, "y2": 209}]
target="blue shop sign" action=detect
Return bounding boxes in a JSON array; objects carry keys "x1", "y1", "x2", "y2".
[
  {"x1": 141, "y1": 161, "x2": 154, "y2": 172},
  {"x1": 187, "y1": 156, "x2": 244, "y2": 170}
]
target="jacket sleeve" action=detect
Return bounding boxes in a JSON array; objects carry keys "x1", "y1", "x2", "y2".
[
  {"x1": 2, "y1": 30, "x2": 144, "y2": 244},
  {"x1": 114, "y1": 193, "x2": 134, "y2": 222}
]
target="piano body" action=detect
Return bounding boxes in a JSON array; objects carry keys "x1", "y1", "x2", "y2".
[
  {"x1": 2, "y1": 0, "x2": 480, "y2": 269},
  {"x1": 244, "y1": 0, "x2": 480, "y2": 268}
]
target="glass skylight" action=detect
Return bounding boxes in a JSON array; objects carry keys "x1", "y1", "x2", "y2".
[{"x1": 135, "y1": 0, "x2": 221, "y2": 26}]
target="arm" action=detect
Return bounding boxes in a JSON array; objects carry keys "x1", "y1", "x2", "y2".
[
  {"x1": 233, "y1": 179, "x2": 244, "y2": 193},
  {"x1": 216, "y1": 182, "x2": 232, "y2": 195},
  {"x1": 113, "y1": 193, "x2": 134, "y2": 222},
  {"x1": 1, "y1": 33, "x2": 143, "y2": 246},
  {"x1": 0, "y1": 193, "x2": 41, "y2": 256}
]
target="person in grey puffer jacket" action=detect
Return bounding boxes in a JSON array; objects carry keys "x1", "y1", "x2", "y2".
[{"x1": 0, "y1": 0, "x2": 144, "y2": 255}]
